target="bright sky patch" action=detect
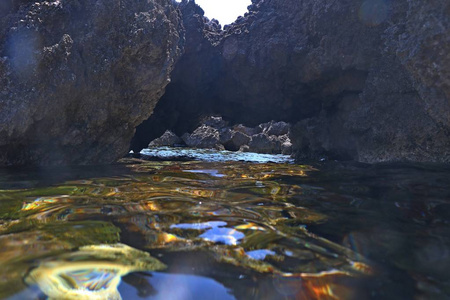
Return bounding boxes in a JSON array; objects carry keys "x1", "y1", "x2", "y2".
[{"x1": 177, "y1": 0, "x2": 252, "y2": 25}]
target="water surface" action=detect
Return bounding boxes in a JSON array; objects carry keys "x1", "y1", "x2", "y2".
[{"x1": 0, "y1": 149, "x2": 449, "y2": 299}]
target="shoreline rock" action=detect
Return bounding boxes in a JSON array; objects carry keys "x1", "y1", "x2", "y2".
[
  {"x1": 2, "y1": 0, "x2": 448, "y2": 165},
  {"x1": 148, "y1": 130, "x2": 183, "y2": 147},
  {"x1": 147, "y1": 116, "x2": 294, "y2": 155},
  {"x1": 133, "y1": 0, "x2": 450, "y2": 164},
  {"x1": 0, "y1": 0, "x2": 183, "y2": 166}
]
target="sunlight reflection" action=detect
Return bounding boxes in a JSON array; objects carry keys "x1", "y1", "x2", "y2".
[{"x1": 25, "y1": 244, "x2": 165, "y2": 300}]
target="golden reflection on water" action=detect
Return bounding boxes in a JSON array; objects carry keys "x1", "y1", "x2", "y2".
[
  {"x1": 25, "y1": 244, "x2": 165, "y2": 300},
  {"x1": 0, "y1": 160, "x2": 373, "y2": 299}
]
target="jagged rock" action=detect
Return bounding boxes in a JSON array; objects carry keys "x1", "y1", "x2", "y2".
[
  {"x1": 233, "y1": 124, "x2": 260, "y2": 136},
  {"x1": 172, "y1": 116, "x2": 291, "y2": 154},
  {"x1": 182, "y1": 125, "x2": 224, "y2": 149},
  {"x1": 281, "y1": 143, "x2": 293, "y2": 155},
  {"x1": 239, "y1": 145, "x2": 250, "y2": 152},
  {"x1": 248, "y1": 133, "x2": 281, "y2": 154},
  {"x1": 149, "y1": 130, "x2": 183, "y2": 147},
  {"x1": 177, "y1": 117, "x2": 291, "y2": 154},
  {"x1": 202, "y1": 116, "x2": 228, "y2": 129},
  {"x1": 278, "y1": 134, "x2": 293, "y2": 155},
  {"x1": 223, "y1": 131, "x2": 251, "y2": 151},
  {"x1": 260, "y1": 121, "x2": 290, "y2": 136},
  {"x1": 219, "y1": 128, "x2": 233, "y2": 145},
  {"x1": 132, "y1": 0, "x2": 449, "y2": 163},
  {"x1": 0, "y1": 0, "x2": 183, "y2": 166},
  {"x1": 181, "y1": 132, "x2": 191, "y2": 144}
]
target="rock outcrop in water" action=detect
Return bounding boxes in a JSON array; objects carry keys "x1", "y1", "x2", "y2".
[
  {"x1": 0, "y1": 0, "x2": 182, "y2": 166},
  {"x1": 133, "y1": 0, "x2": 450, "y2": 163},
  {"x1": 147, "y1": 116, "x2": 293, "y2": 154},
  {"x1": 1, "y1": 0, "x2": 448, "y2": 165}
]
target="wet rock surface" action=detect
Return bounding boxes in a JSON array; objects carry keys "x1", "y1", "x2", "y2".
[
  {"x1": 0, "y1": 0, "x2": 183, "y2": 166},
  {"x1": 133, "y1": 0, "x2": 450, "y2": 163}
]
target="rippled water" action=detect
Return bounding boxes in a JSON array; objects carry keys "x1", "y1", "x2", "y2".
[
  {"x1": 139, "y1": 147, "x2": 295, "y2": 163},
  {"x1": 0, "y1": 149, "x2": 449, "y2": 299}
]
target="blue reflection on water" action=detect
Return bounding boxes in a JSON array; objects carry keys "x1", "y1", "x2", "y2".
[
  {"x1": 183, "y1": 169, "x2": 226, "y2": 177},
  {"x1": 119, "y1": 272, "x2": 235, "y2": 300},
  {"x1": 170, "y1": 221, "x2": 228, "y2": 230},
  {"x1": 199, "y1": 227, "x2": 245, "y2": 245},
  {"x1": 246, "y1": 249, "x2": 276, "y2": 260},
  {"x1": 139, "y1": 147, "x2": 294, "y2": 163}
]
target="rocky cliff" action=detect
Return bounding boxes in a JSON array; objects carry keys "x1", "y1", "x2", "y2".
[
  {"x1": 133, "y1": 0, "x2": 450, "y2": 163},
  {"x1": 2, "y1": 0, "x2": 448, "y2": 165},
  {"x1": 0, "y1": 0, "x2": 183, "y2": 165}
]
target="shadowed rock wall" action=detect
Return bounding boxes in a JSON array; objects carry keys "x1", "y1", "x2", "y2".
[
  {"x1": 0, "y1": 0, "x2": 183, "y2": 166},
  {"x1": 133, "y1": 0, "x2": 450, "y2": 163}
]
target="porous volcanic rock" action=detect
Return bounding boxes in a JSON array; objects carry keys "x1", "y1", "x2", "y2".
[
  {"x1": 291, "y1": 0, "x2": 450, "y2": 162},
  {"x1": 248, "y1": 133, "x2": 280, "y2": 154},
  {"x1": 202, "y1": 115, "x2": 228, "y2": 129},
  {"x1": 233, "y1": 124, "x2": 260, "y2": 137},
  {"x1": 133, "y1": 0, "x2": 450, "y2": 163},
  {"x1": 149, "y1": 130, "x2": 183, "y2": 147},
  {"x1": 223, "y1": 131, "x2": 251, "y2": 152},
  {"x1": 173, "y1": 116, "x2": 292, "y2": 154},
  {"x1": 260, "y1": 121, "x2": 290, "y2": 137},
  {"x1": 146, "y1": 115, "x2": 293, "y2": 155},
  {"x1": 0, "y1": 0, "x2": 183, "y2": 166},
  {"x1": 182, "y1": 125, "x2": 224, "y2": 150}
]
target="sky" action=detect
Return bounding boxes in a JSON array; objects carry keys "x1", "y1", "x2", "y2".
[{"x1": 188, "y1": 0, "x2": 252, "y2": 25}]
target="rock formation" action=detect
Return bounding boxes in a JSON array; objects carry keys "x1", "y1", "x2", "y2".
[
  {"x1": 2, "y1": 0, "x2": 448, "y2": 165},
  {"x1": 0, "y1": 0, "x2": 183, "y2": 165},
  {"x1": 130, "y1": 0, "x2": 222, "y2": 152},
  {"x1": 148, "y1": 116, "x2": 293, "y2": 154},
  {"x1": 148, "y1": 130, "x2": 183, "y2": 147},
  {"x1": 133, "y1": 0, "x2": 450, "y2": 163}
]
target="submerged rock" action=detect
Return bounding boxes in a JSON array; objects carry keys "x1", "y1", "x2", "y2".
[{"x1": 0, "y1": 0, "x2": 183, "y2": 166}]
